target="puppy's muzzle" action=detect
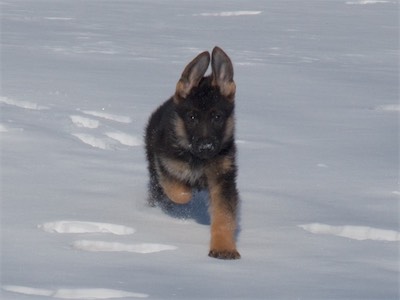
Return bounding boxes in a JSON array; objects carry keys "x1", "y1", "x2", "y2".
[{"x1": 192, "y1": 137, "x2": 219, "y2": 159}]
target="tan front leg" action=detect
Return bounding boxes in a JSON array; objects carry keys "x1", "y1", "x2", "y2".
[
  {"x1": 208, "y1": 183, "x2": 240, "y2": 259},
  {"x1": 160, "y1": 176, "x2": 192, "y2": 204}
]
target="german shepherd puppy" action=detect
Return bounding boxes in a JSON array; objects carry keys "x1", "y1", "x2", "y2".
[{"x1": 145, "y1": 47, "x2": 240, "y2": 259}]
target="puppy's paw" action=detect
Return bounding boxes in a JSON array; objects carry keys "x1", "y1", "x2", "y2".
[{"x1": 208, "y1": 249, "x2": 241, "y2": 260}]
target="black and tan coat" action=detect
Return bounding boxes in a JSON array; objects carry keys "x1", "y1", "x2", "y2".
[{"x1": 145, "y1": 47, "x2": 240, "y2": 259}]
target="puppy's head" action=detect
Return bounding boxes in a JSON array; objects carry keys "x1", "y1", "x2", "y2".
[{"x1": 173, "y1": 47, "x2": 236, "y2": 160}]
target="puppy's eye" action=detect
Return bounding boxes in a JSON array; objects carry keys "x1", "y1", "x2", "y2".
[
  {"x1": 186, "y1": 112, "x2": 198, "y2": 122},
  {"x1": 211, "y1": 111, "x2": 224, "y2": 122}
]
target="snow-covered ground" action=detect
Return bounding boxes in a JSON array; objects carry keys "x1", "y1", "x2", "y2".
[{"x1": 1, "y1": 0, "x2": 399, "y2": 299}]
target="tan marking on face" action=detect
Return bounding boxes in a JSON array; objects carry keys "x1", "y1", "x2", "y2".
[
  {"x1": 173, "y1": 116, "x2": 190, "y2": 149},
  {"x1": 221, "y1": 156, "x2": 234, "y2": 173},
  {"x1": 222, "y1": 115, "x2": 235, "y2": 144}
]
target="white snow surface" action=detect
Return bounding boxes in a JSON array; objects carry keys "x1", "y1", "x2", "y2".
[
  {"x1": 2, "y1": 286, "x2": 148, "y2": 299},
  {"x1": 1, "y1": 0, "x2": 399, "y2": 299},
  {"x1": 299, "y1": 223, "x2": 400, "y2": 241},
  {"x1": 38, "y1": 221, "x2": 135, "y2": 235}
]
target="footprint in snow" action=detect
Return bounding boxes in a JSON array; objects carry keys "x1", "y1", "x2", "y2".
[
  {"x1": 346, "y1": 0, "x2": 396, "y2": 5},
  {"x1": 0, "y1": 123, "x2": 9, "y2": 132},
  {"x1": 299, "y1": 223, "x2": 400, "y2": 241},
  {"x1": 26, "y1": 221, "x2": 177, "y2": 298},
  {"x1": 0, "y1": 96, "x2": 49, "y2": 110},
  {"x1": 38, "y1": 220, "x2": 178, "y2": 254},
  {"x1": 39, "y1": 221, "x2": 135, "y2": 235},
  {"x1": 81, "y1": 110, "x2": 132, "y2": 123},
  {"x1": 70, "y1": 109, "x2": 142, "y2": 150},
  {"x1": 72, "y1": 133, "x2": 113, "y2": 150},
  {"x1": 0, "y1": 96, "x2": 49, "y2": 132},
  {"x1": 73, "y1": 240, "x2": 177, "y2": 254},
  {"x1": 193, "y1": 10, "x2": 262, "y2": 17},
  {"x1": 70, "y1": 115, "x2": 100, "y2": 129},
  {"x1": 104, "y1": 131, "x2": 142, "y2": 147},
  {"x1": 2, "y1": 285, "x2": 148, "y2": 299},
  {"x1": 373, "y1": 104, "x2": 400, "y2": 112}
]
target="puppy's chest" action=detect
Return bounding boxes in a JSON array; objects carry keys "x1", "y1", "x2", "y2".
[{"x1": 158, "y1": 155, "x2": 207, "y2": 187}]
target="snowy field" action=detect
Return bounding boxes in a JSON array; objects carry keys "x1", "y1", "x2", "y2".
[{"x1": 1, "y1": 0, "x2": 399, "y2": 299}]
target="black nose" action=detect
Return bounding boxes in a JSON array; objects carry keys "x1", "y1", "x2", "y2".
[
  {"x1": 198, "y1": 140, "x2": 215, "y2": 152},
  {"x1": 192, "y1": 138, "x2": 218, "y2": 159}
]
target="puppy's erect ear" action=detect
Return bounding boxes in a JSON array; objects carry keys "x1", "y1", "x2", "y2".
[
  {"x1": 211, "y1": 46, "x2": 236, "y2": 100},
  {"x1": 174, "y1": 51, "x2": 210, "y2": 102}
]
